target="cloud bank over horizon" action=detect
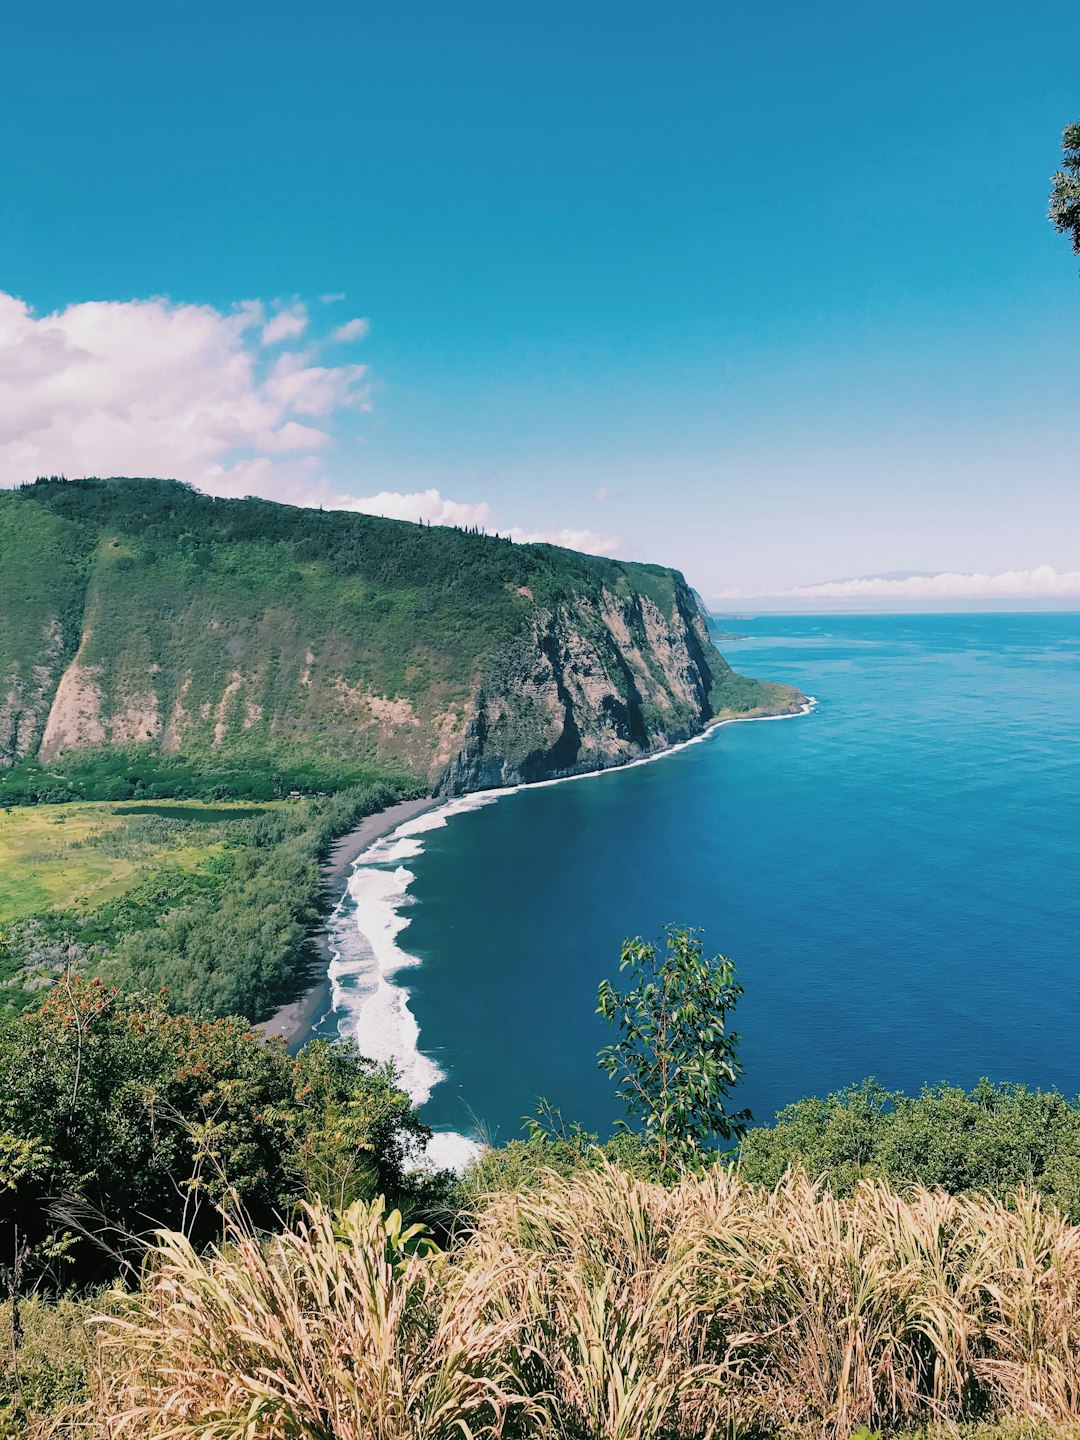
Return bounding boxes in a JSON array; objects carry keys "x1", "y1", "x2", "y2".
[
  {"x1": 0, "y1": 289, "x2": 622, "y2": 558},
  {"x1": 713, "y1": 565, "x2": 1080, "y2": 603}
]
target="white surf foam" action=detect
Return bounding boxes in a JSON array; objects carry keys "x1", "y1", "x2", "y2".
[
  {"x1": 421, "y1": 1130, "x2": 483, "y2": 1172},
  {"x1": 327, "y1": 792, "x2": 503, "y2": 1170},
  {"x1": 513, "y1": 695, "x2": 818, "y2": 793},
  {"x1": 326, "y1": 699, "x2": 816, "y2": 1170}
]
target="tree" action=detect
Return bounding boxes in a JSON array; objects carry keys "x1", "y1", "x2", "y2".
[
  {"x1": 597, "y1": 925, "x2": 750, "y2": 1173},
  {"x1": 1049, "y1": 121, "x2": 1080, "y2": 257}
]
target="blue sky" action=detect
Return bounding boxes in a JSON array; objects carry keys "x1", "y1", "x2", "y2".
[{"x1": 1, "y1": 0, "x2": 1078, "y2": 598}]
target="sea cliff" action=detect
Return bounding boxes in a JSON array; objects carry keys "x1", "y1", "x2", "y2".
[
  {"x1": 0, "y1": 477, "x2": 803, "y2": 795},
  {"x1": 438, "y1": 585, "x2": 801, "y2": 793}
]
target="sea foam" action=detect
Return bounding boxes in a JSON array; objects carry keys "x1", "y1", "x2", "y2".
[{"x1": 327, "y1": 792, "x2": 507, "y2": 1169}]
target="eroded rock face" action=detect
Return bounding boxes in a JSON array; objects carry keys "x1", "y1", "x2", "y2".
[
  {"x1": 24, "y1": 574, "x2": 742, "y2": 794},
  {"x1": 436, "y1": 583, "x2": 725, "y2": 795},
  {"x1": 13, "y1": 567, "x2": 798, "y2": 796},
  {"x1": 0, "y1": 621, "x2": 68, "y2": 767}
]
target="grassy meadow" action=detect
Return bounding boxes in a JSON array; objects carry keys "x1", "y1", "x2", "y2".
[
  {"x1": 0, "y1": 799, "x2": 272, "y2": 923},
  {"x1": 0, "y1": 779, "x2": 413, "y2": 1018}
]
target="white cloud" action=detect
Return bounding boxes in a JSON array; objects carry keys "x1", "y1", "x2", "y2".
[
  {"x1": 592, "y1": 486, "x2": 614, "y2": 502},
  {"x1": 332, "y1": 317, "x2": 370, "y2": 342},
  {"x1": 339, "y1": 487, "x2": 624, "y2": 556},
  {"x1": 260, "y1": 304, "x2": 308, "y2": 346},
  {"x1": 518, "y1": 526, "x2": 623, "y2": 555},
  {"x1": 0, "y1": 290, "x2": 368, "y2": 495},
  {"x1": 0, "y1": 290, "x2": 623, "y2": 559},
  {"x1": 785, "y1": 565, "x2": 1080, "y2": 600},
  {"x1": 264, "y1": 350, "x2": 369, "y2": 417},
  {"x1": 340, "y1": 487, "x2": 498, "y2": 529},
  {"x1": 320, "y1": 292, "x2": 346, "y2": 304},
  {"x1": 262, "y1": 420, "x2": 330, "y2": 453}
]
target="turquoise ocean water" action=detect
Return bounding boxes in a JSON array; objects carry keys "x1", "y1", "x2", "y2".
[{"x1": 326, "y1": 613, "x2": 1080, "y2": 1149}]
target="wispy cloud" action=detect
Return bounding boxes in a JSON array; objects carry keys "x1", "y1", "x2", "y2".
[
  {"x1": 338, "y1": 487, "x2": 495, "y2": 529},
  {"x1": 261, "y1": 303, "x2": 308, "y2": 346},
  {"x1": 331, "y1": 317, "x2": 369, "y2": 342},
  {"x1": 523, "y1": 526, "x2": 623, "y2": 555}
]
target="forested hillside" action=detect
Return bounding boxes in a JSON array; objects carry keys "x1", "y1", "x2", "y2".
[{"x1": 0, "y1": 477, "x2": 801, "y2": 799}]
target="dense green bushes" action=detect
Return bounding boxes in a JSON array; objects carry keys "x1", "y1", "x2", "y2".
[
  {"x1": 1, "y1": 780, "x2": 416, "y2": 1020},
  {"x1": 462, "y1": 1076, "x2": 1080, "y2": 1224},
  {"x1": 0, "y1": 980, "x2": 432, "y2": 1291},
  {"x1": 0, "y1": 746, "x2": 403, "y2": 805},
  {"x1": 456, "y1": 1126, "x2": 658, "y2": 1199},
  {"x1": 738, "y1": 1077, "x2": 1080, "y2": 1217},
  {"x1": 464, "y1": 1079, "x2": 1080, "y2": 1222},
  {"x1": 109, "y1": 780, "x2": 414, "y2": 1017}
]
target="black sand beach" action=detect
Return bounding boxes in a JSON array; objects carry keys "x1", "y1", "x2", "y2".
[{"x1": 259, "y1": 795, "x2": 443, "y2": 1046}]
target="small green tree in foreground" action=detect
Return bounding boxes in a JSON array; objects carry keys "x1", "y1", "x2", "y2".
[
  {"x1": 1049, "y1": 121, "x2": 1080, "y2": 257},
  {"x1": 597, "y1": 925, "x2": 750, "y2": 1173}
]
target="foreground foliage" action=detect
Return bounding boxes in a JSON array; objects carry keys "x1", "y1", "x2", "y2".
[
  {"x1": 0, "y1": 982, "x2": 430, "y2": 1291},
  {"x1": 1050, "y1": 120, "x2": 1080, "y2": 257},
  {"x1": 0, "y1": 1294, "x2": 99, "y2": 1437},
  {"x1": 80, "y1": 1163, "x2": 1080, "y2": 1438},
  {"x1": 597, "y1": 925, "x2": 750, "y2": 1172}
]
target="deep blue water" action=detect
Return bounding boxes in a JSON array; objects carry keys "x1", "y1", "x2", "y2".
[{"x1": 395, "y1": 613, "x2": 1080, "y2": 1142}]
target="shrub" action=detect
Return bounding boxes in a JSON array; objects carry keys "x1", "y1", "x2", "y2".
[
  {"x1": 738, "y1": 1078, "x2": 1080, "y2": 1218},
  {"x1": 0, "y1": 981, "x2": 430, "y2": 1290}
]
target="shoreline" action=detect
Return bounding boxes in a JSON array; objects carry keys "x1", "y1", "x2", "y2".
[
  {"x1": 259, "y1": 795, "x2": 443, "y2": 1047},
  {"x1": 262, "y1": 695, "x2": 815, "y2": 1051}
]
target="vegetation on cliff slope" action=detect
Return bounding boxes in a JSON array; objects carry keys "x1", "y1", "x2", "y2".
[{"x1": 0, "y1": 477, "x2": 799, "y2": 794}]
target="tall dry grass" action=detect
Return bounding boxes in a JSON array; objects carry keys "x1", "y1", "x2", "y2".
[
  {"x1": 90, "y1": 1164, "x2": 1080, "y2": 1438},
  {"x1": 94, "y1": 1197, "x2": 531, "y2": 1440}
]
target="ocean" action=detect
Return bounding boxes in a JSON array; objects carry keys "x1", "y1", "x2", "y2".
[{"x1": 320, "y1": 612, "x2": 1080, "y2": 1158}]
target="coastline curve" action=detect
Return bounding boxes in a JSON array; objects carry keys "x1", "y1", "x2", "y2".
[{"x1": 309, "y1": 697, "x2": 817, "y2": 1165}]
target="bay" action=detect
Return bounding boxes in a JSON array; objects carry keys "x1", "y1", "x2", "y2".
[{"x1": 337, "y1": 613, "x2": 1080, "y2": 1145}]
